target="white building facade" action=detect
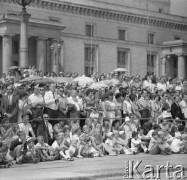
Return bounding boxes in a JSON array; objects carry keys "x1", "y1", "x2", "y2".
[{"x1": 0, "y1": 0, "x2": 187, "y2": 77}]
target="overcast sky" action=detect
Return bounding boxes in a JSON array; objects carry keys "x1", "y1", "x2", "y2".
[{"x1": 170, "y1": 0, "x2": 187, "y2": 17}]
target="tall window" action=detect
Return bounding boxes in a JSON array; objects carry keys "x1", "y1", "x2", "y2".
[
  {"x1": 147, "y1": 54, "x2": 156, "y2": 75},
  {"x1": 159, "y1": 8, "x2": 164, "y2": 13},
  {"x1": 118, "y1": 29, "x2": 126, "y2": 41},
  {"x1": 13, "y1": 40, "x2": 19, "y2": 54},
  {"x1": 117, "y1": 48, "x2": 128, "y2": 68},
  {"x1": 86, "y1": 24, "x2": 94, "y2": 37},
  {"x1": 148, "y1": 33, "x2": 156, "y2": 44},
  {"x1": 174, "y1": 36, "x2": 181, "y2": 40},
  {"x1": 85, "y1": 45, "x2": 96, "y2": 76}
]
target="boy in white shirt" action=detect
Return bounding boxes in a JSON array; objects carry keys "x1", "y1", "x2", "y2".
[
  {"x1": 65, "y1": 127, "x2": 84, "y2": 159},
  {"x1": 105, "y1": 132, "x2": 118, "y2": 154},
  {"x1": 35, "y1": 136, "x2": 56, "y2": 161},
  {"x1": 171, "y1": 132, "x2": 186, "y2": 153},
  {"x1": 131, "y1": 131, "x2": 148, "y2": 154},
  {"x1": 51, "y1": 133, "x2": 73, "y2": 161},
  {"x1": 118, "y1": 131, "x2": 133, "y2": 155},
  {"x1": 148, "y1": 131, "x2": 170, "y2": 155}
]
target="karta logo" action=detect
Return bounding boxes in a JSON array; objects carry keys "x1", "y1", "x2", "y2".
[{"x1": 124, "y1": 161, "x2": 186, "y2": 179}]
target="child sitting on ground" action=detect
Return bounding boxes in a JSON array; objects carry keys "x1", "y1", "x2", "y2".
[
  {"x1": 79, "y1": 130, "x2": 94, "y2": 158},
  {"x1": 0, "y1": 141, "x2": 14, "y2": 168},
  {"x1": 157, "y1": 131, "x2": 172, "y2": 154},
  {"x1": 65, "y1": 126, "x2": 84, "y2": 159},
  {"x1": 170, "y1": 132, "x2": 186, "y2": 154},
  {"x1": 138, "y1": 128, "x2": 151, "y2": 146},
  {"x1": 51, "y1": 133, "x2": 73, "y2": 161},
  {"x1": 113, "y1": 130, "x2": 124, "y2": 154},
  {"x1": 131, "y1": 131, "x2": 148, "y2": 154},
  {"x1": 21, "y1": 137, "x2": 40, "y2": 164},
  {"x1": 148, "y1": 131, "x2": 171, "y2": 155},
  {"x1": 117, "y1": 131, "x2": 133, "y2": 155},
  {"x1": 105, "y1": 132, "x2": 118, "y2": 154},
  {"x1": 35, "y1": 136, "x2": 57, "y2": 161}
]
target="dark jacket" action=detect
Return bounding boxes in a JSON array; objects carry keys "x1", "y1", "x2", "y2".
[
  {"x1": 171, "y1": 102, "x2": 185, "y2": 120},
  {"x1": 1, "y1": 94, "x2": 19, "y2": 123}
]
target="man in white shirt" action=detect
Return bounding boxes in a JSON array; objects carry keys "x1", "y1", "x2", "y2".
[
  {"x1": 179, "y1": 94, "x2": 187, "y2": 125},
  {"x1": 157, "y1": 77, "x2": 167, "y2": 92},
  {"x1": 44, "y1": 84, "x2": 59, "y2": 121},
  {"x1": 66, "y1": 90, "x2": 82, "y2": 118},
  {"x1": 28, "y1": 84, "x2": 44, "y2": 119},
  {"x1": 18, "y1": 114, "x2": 35, "y2": 138},
  {"x1": 28, "y1": 84, "x2": 45, "y2": 135}
]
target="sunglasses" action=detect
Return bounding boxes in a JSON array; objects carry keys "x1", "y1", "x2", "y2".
[
  {"x1": 44, "y1": 116, "x2": 49, "y2": 119},
  {"x1": 39, "y1": 89, "x2": 44, "y2": 91}
]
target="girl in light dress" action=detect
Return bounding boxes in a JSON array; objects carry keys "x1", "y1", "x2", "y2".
[
  {"x1": 115, "y1": 93, "x2": 123, "y2": 120},
  {"x1": 123, "y1": 93, "x2": 132, "y2": 118},
  {"x1": 129, "y1": 94, "x2": 141, "y2": 119},
  {"x1": 116, "y1": 131, "x2": 133, "y2": 155},
  {"x1": 105, "y1": 92, "x2": 116, "y2": 127},
  {"x1": 102, "y1": 118, "x2": 111, "y2": 141},
  {"x1": 17, "y1": 92, "x2": 32, "y2": 123},
  {"x1": 65, "y1": 126, "x2": 84, "y2": 159},
  {"x1": 150, "y1": 95, "x2": 162, "y2": 119}
]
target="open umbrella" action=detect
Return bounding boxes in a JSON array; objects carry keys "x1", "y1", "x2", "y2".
[
  {"x1": 113, "y1": 68, "x2": 127, "y2": 72},
  {"x1": 73, "y1": 75, "x2": 94, "y2": 86},
  {"x1": 90, "y1": 81, "x2": 109, "y2": 90},
  {"x1": 35, "y1": 77, "x2": 55, "y2": 84},
  {"x1": 19, "y1": 76, "x2": 42, "y2": 83},
  {"x1": 8, "y1": 66, "x2": 19, "y2": 70},
  {"x1": 56, "y1": 77, "x2": 73, "y2": 84},
  {"x1": 110, "y1": 79, "x2": 119, "y2": 86}
]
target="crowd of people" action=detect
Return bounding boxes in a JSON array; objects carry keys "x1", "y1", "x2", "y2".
[{"x1": 0, "y1": 66, "x2": 187, "y2": 168}]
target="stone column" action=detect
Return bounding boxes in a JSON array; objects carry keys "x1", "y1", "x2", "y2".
[
  {"x1": 161, "y1": 57, "x2": 166, "y2": 76},
  {"x1": 94, "y1": 46, "x2": 99, "y2": 74},
  {"x1": 36, "y1": 37, "x2": 47, "y2": 72},
  {"x1": 2, "y1": 35, "x2": 13, "y2": 74},
  {"x1": 127, "y1": 51, "x2": 131, "y2": 76},
  {"x1": 19, "y1": 10, "x2": 31, "y2": 68},
  {"x1": 51, "y1": 41, "x2": 57, "y2": 74},
  {"x1": 58, "y1": 41, "x2": 64, "y2": 73},
  {"x1": 96, "y1": 46, "x2": 99, "y2": 73},
  {"x1": 156, "y1": 56, "x2": 159, "y2": 76},
  {"x1": 178, "y1": 55, "x2": 185, "y2": 78},
  {"x1": 51, "y1": 40, "x2": 62, "y2": 75}
]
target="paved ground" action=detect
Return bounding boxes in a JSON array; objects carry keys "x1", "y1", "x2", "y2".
[{"x1": 0, "y1": 154, "x2": 187, "y2": 180}]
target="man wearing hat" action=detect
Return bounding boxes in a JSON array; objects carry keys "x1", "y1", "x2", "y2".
[{"x1": 1, "y1": 84, "x2": 19, "y2": 123}]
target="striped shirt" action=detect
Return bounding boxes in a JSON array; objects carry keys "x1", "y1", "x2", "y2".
[{"x1": 137, "y1": 97, "x2": 150, "y2": 110}]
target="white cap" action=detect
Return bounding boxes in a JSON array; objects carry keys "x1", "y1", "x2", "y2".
[
  {"x1": 119, "y1": 131, "x2": 125, "y2": 135},
  {"x1": 107, "y1": 132, "x2": 113, "y2": 137},
  {"x1": 175, "y1": 132, "x2": 182, "y2": 138},
  {"x1": 26, "y1": 137, "x2": 35, "y2": 142},
  {"x1": 125, "y1": 116, "x2": 130, "y2": 122},
  {"x1": 158, "y1": 131, "x2": 164, "y2": 135},
  {"x1": 113, "y1": 130, "x2": 119, "y2": 134}
]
